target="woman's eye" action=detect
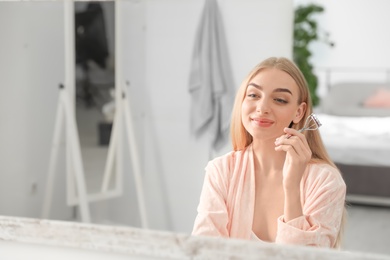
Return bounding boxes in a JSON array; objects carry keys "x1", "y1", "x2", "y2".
[
  {"x1": 275, "y1": 98, "x2": 288, "y2": 104},
  {"x1": 247, "y1": 93, "x2": 258, "y2": 98}
]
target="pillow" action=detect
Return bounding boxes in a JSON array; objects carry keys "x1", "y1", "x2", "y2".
[{"x1": 363, "y1": 88, "x2": 390, "y2": 108}]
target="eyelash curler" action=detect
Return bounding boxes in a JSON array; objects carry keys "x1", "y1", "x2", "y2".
[
  {"x1": 287, "y1": 113, "x2": 321, "y2": 139},
  {"x1": 298, "y1": 113, "x2": 322, "y2": 133}
]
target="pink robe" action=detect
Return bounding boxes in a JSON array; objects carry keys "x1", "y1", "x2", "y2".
[{"x1": 192, "y1": 144, "x2": 346, "y2": 247}]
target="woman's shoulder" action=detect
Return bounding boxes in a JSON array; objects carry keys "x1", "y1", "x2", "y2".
[
  {"x1": 206, "y1": 146, "x2": 252, "y2": 179},
  {"x1": 204, "y1": 147, "x2": 251, "y2": 187},
  {"x1": 207, "y1": 146, "x2": 250, "y2": 169},
  {"x1": 305, "y1": 162, "x2": 346, "y2": 187},
  {"x1": 308, "y1": 162, "x2": 338, "y2": 173}
]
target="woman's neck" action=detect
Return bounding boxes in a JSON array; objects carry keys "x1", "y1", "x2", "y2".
[{"x1": 252, "y1": 139, "x2": 286, "y2": 176}]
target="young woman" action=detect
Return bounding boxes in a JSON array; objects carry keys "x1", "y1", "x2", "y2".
[{"x1": 192, "y1": 57, "x2": 346, "y2": 248}]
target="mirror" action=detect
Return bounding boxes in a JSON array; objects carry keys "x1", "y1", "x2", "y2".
[
  {"x1": 0, "y1": 0, "x2": 389, "y2": 257},
  {"x1": 74, "y1": 0, "x2": 115, "y2": 159},
  {"x1": 73, "y1": 1, "x2": 119, "y2": 219}
]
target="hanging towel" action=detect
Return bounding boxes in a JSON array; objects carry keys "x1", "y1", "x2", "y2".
[{"x1": 188, "y1": 0, "x2": 235, "y2": 151}]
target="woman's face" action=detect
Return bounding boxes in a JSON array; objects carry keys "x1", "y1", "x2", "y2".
[{"x1": 241, "y1": 68, "x2": 306, "y2": 141}]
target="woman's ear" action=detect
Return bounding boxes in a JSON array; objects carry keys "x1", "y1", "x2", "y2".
[{"x1": 293, "y1": 102, "x2": 307, "y2": 124}]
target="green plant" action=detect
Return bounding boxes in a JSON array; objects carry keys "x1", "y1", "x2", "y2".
[{"x1": 293, "y1": 4, "x2": 333, "y2": 107}]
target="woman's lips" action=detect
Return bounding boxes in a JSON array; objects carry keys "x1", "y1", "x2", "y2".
[{"x1": 252, "y1": 118, "x2": 274, "y2": 127}]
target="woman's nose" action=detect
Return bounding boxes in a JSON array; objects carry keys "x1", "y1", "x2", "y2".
[{"x1": 256, "y1": 99, "x2": 270, "y2": 114}]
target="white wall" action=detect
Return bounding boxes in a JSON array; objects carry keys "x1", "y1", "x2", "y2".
[{"x1": 0, "y1": 2, "x2": 72, "y2": 220}]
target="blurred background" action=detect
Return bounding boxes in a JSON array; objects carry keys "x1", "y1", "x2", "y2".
[{"x1": 0, "y1": 0, "x2": 389, "y2": 256}]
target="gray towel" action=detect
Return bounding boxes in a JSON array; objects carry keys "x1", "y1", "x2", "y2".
[{"x1": 188, "y1": 0, "x2": 235, "y2": 151}]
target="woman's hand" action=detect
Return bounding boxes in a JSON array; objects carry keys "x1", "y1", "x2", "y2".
[{"x1": 274, "y1": 127, "x2": 312, "y2": 189}]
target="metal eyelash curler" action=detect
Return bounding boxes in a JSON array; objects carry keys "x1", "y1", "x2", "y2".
[
  {"x1": 298, "y1": 113, "x2": 322, "y2": 133},
  {"x1": 286, "y1": 113, "x2": 321, "y2": 138}
]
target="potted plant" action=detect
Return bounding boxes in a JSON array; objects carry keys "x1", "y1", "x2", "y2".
[{"x1": 293, "y1": 4, "x2": 334, "y2": 107}]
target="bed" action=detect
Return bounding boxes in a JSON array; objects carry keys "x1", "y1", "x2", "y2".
[{"x1": 317, "y1": 82, "x2": 390, "y2": 206}]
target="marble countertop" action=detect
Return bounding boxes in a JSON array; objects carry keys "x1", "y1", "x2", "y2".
[{"x1": 0, "y1": 215, "x2": 389, "y2": 260}]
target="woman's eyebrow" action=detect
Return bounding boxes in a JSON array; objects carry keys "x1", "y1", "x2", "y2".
[
  {"x1": 248, "y1": 83, "x2": 262, "y2": 90},
  {"x1": 248, "y1": 83, "x2": 292, "y2": 95},
  {"x1": 274, "y1": 88, "x2": 292, "y2": 95}
]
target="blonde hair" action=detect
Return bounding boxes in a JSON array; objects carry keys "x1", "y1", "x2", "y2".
[{"x1": 230, "y1": 57, "x2": 346, "y2": 248}]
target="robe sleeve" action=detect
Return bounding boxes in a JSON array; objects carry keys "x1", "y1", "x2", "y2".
[
  {"x1": 192, "y1": 161, "x2": 230, "y2": 237},
  {"x1": 275, "y1": 164, "x2": 346, "y2": 247}
]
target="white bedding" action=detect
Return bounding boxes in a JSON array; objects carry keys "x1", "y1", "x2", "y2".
[{"x1": 317, "y1": 114, "x2": 390, "y2": 167}]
